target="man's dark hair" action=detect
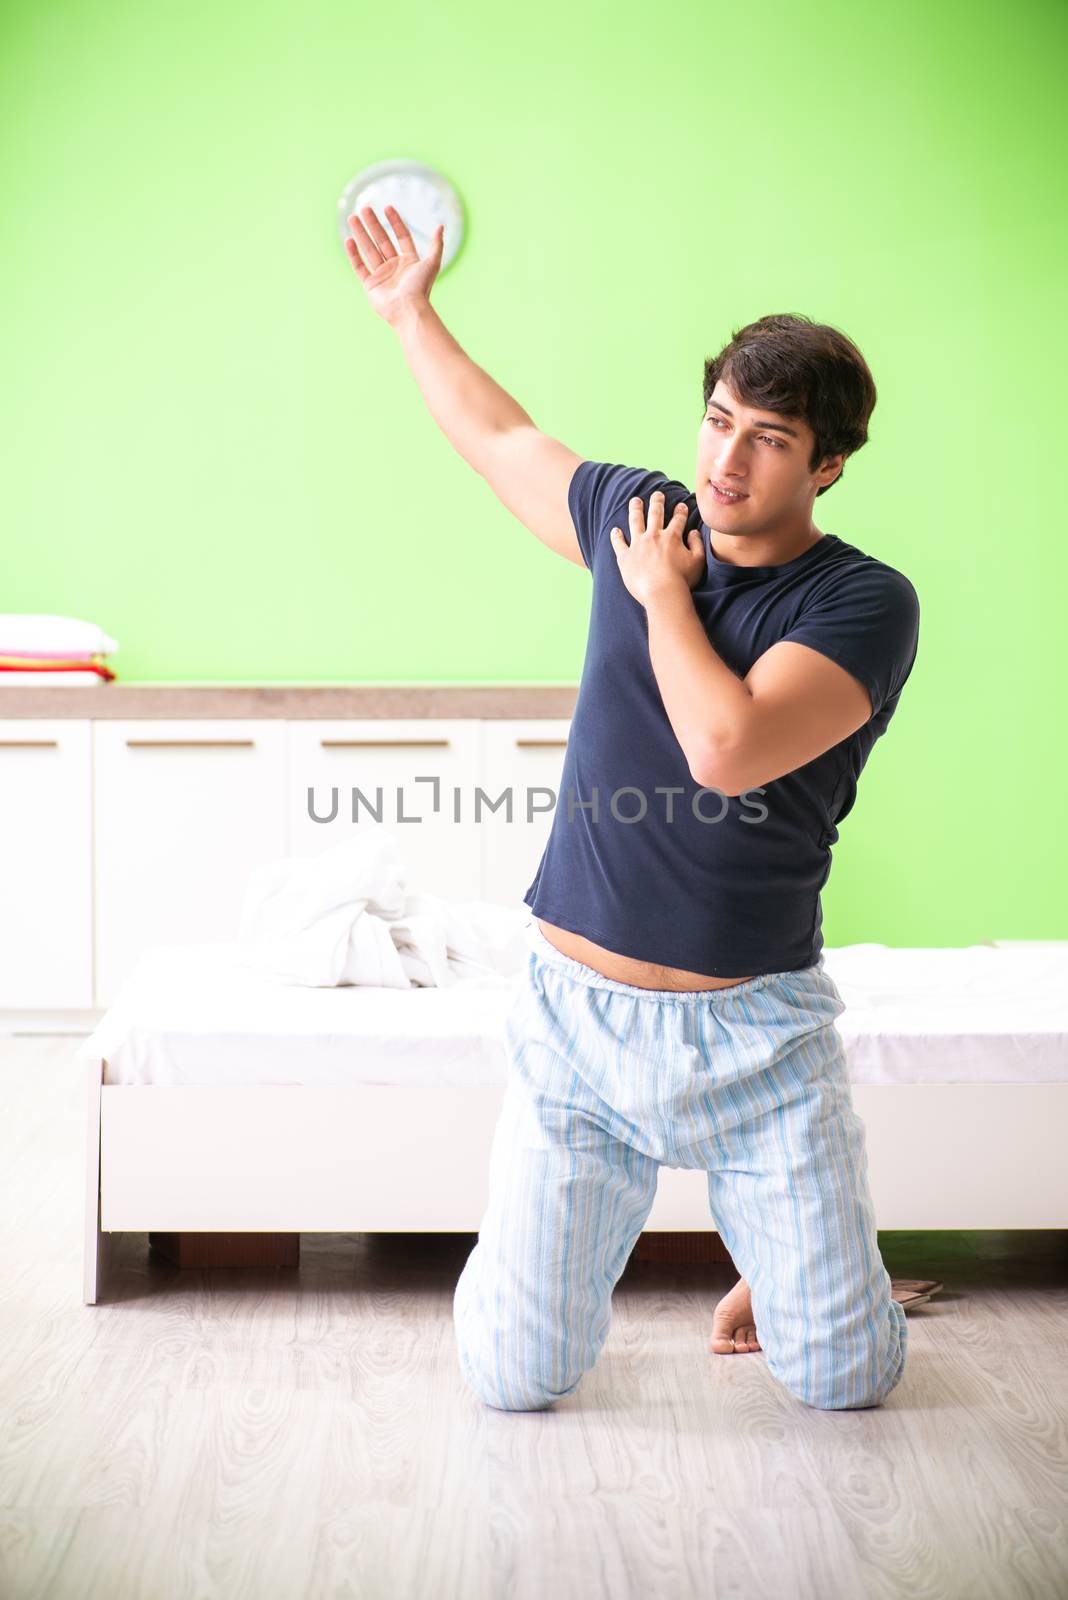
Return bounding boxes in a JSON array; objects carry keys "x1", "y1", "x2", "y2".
[{"x1": 703, "y1": 313, "x2": 877, "y2": 497}]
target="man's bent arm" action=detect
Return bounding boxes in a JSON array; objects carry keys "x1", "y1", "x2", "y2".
[
  {"x1": 644, "y1": 586, "x2": 873, "y2": 795},
  {"x1": 644, "y1": 587, "x2": 753, "y2": 786}
]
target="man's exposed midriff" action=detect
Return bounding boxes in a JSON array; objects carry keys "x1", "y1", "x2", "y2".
[{"x1": 536, "y1": 919, "x2": 755, "y2": 991}]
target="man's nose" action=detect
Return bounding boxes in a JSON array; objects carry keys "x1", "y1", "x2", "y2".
[{"x1": 716, "y1": 443, "x2": 748, "y2": 478}]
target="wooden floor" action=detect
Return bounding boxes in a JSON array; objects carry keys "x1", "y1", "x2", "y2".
[{"x1": 2, "y1": 1037, "x2": 1067, "y2": 1600}]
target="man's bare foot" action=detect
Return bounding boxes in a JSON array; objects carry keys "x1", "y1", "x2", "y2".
[
  {"x1": 709, "y1": 1276, "x2": 761, "y2": 1355},
  {"x1": 709, "y1": 1275, "x2": 944, "y2": 1354}
]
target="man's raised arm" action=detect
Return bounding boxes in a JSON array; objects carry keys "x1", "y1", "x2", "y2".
[{"x1": 347, "y1": 205, "x2": 586, "y2": 567}]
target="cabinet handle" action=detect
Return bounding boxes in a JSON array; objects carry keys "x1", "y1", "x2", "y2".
[
  {"x1": 0, "y1": 739, "x2": 59, "y2": 748},
  {"x1": 515, "y1": 739, "x2": 569, "y2": 749},
  {"x1": 319, "y1": 739, "x2": 451, "y2": 748},
  {"x1": 125, "y1": 739, "x2": 256, "y2": 748}
]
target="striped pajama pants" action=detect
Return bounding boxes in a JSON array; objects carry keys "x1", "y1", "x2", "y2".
[{"x1": 453, "y1": 922, "x2": 907, "y2": 1412}]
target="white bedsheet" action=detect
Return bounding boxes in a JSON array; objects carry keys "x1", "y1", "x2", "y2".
[
  {"x1": 235, "y1": 833, "x2": 530, "y2": 990},
  {"x1": 74, "y1": 938, "x2": 1068, "y2": 1090}
]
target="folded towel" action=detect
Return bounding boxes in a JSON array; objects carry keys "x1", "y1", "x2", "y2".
[
  {"x1": 0, "y1": 647, "x2": 114, "y2": 661},
  {"x1": 236, "y1": 831, "x2": 531, "y2": 989},
  {"x1": 0, "y1": 673, "x2": 112, "y2": 685},
  {"x1": 0, "y1": 615, "x2": 119, "y2": 656},
  {"x1": 0, "y1": 657, "x2": 116, "y2": 681}
]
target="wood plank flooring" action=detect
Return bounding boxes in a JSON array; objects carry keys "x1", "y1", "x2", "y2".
[{"x1": 1, "y1": 1036, "x2": 1067, "y2": 1599}]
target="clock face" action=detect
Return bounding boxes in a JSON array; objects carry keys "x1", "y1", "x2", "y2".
[{"x1": 336, "y1": 160, "x2": 464, "y2": 273}]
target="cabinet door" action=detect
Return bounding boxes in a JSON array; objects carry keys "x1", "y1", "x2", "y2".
[
  {"x1": 0, "y1": 720, "x2": 92, "y2": 1008},
  {"x1": 479, "y1": 720, "x2": 571, "y2": 907},
  {"x1": 287, "y1": 720, "x2": 482, "y2": 900},
  {"x1": 93, "y1": 721, "x2": 288, "y2": 1005}
]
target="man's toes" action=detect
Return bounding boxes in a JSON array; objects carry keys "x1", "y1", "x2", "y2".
[
  {"x1": 708, "y1": 1327, "x2": 762, "y2": 1355},
  {"x1": 708, "y1": 1316, "x2": 739, "y2": 1354}
]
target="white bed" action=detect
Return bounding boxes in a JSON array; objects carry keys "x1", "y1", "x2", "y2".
[{"x1": 78, "y1": 937, "x2": 1068, "y2": 1303}]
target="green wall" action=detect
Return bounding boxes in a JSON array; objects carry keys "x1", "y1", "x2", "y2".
[{"x1": 2, "y1": 0, "x2": 1065, "y2": 942}]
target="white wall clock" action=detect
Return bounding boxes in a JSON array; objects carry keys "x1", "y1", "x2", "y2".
[{"x1": 336, "y1": 159, "x2": 465, "y2": 273}]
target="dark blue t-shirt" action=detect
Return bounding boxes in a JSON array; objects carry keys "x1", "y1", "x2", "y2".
[{"x1": 523, "y1": 460, "x2": 921, "y2": 977}]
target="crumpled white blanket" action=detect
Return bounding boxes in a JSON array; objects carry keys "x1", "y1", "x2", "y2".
[{"x1": 235, "y1": 831, "x2": 532, "y2": 989}]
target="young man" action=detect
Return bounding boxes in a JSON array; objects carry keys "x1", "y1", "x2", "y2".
[{"x1": 347, "y1": 206, "x2": 925, "y2": 1411}]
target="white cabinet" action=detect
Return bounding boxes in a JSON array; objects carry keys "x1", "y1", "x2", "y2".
[
  {"x1": 92, "y1": 721, "x2": 288, "y2": 1006},
  {"x1": 0, "y1": 711, "x2": 573, "y2": 1012},
  {"x1": 479, "y1": 720, "x2": 571, "y2": 907},
  {"x1": 286, "y1": 720, "x2": 483, "y2": 900},
  {"x1": 0, "y1": 721, "x2": 92, "y2": 1008}
]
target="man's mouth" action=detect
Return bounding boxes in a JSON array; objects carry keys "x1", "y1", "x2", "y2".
[{"x1": 710, "y1": 481, "x2": 748, "y2": 504}]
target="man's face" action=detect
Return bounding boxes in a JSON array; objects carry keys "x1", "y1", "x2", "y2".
[{"x1": 695, "y1": 378, "x2": 843, "y2": 533}]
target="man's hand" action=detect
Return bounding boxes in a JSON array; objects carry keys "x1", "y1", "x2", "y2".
[
  {"x1": 345, "y1": 204, "x2": 445, "y2": 328},
  {"x1": 610, "y1": 491, "x2": 705, "y2": 608}
]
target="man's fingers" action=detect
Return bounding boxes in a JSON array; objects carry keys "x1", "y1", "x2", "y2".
[
  {"x1": 384, "y1": 204, "x2": 418, "y2": 255},
  {"x1": 346, "y1": 212, "x2": 383, "y2": 270},
  {"x1": 358, "y1": 205, "x2": 398, "y2": 260},
  {"x1": 344, "y1": 235, "x2": 391, "y2": 287},
  {"x1": 626, "y1": 495, "x2": 689, "y2": 536},
  {"x1": 344, "y1": 238, "x2": 367, "y2": 278}
]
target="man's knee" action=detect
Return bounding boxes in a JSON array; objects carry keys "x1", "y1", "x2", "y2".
[
  {"x1": 454, "y1": 1305, "x2": 585, "y2": 1410},
  {"x1": 771, "y1": 1302, "x2": 908, "y2": 1412},
  {"x1": 458, "y1": 1354, "x2": 582, "y2": 1413},
  {"x1": 453, "y1": 1245, "x2": 604, "y2": 1411},
  {"x1": 790, "y1": 1362, "x2": 904, "y2": 1411},
  {"x1": 453, "y1": 1274, "x2": 586, "y2": 1411}
]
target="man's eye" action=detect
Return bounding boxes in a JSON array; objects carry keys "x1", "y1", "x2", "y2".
[{"x1": 707, "y1": 416, "x2": 782, "y2": 449}]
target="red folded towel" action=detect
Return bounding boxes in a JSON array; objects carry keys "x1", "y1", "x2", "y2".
[{"x1": 0, "y1": 656, "x2": 116, "y2": 681}]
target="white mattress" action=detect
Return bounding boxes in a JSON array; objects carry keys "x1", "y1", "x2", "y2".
[{"x1": 75, "y1": 940, "x2": 1068, "y2": 1090}]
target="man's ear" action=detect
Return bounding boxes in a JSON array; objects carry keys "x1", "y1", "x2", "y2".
[{"x1": 818, "y1": 453, "x2": 845, "y2": 489}]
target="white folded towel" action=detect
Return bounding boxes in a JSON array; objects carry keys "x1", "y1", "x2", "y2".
[
  {"x1": 235, "y1": 831, "x2": 531, "y2": 989},
  {"x1": 0, "y1": 671, "x2": 110, "y2": 685},
  {"x1": 0, "y1": 614, "x2": 120, "y2": 655}
]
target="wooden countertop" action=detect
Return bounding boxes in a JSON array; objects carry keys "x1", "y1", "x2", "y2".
[{"x1": 0, "y1": 683, "x2": 580, "y2": 719}]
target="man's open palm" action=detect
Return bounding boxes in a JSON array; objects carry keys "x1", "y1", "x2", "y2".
[{"x1": 345, "y1": 204, "x2": 444, "y2": 326}]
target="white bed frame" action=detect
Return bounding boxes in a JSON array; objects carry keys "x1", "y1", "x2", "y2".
[{"x1": 83, "y1": 1062, "x2": 1068, "y2": 1303}]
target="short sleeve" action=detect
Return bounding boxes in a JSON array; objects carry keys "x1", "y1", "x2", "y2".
[
  {"x1": 781, "y1": 564, "x2": 920, "y2": 719},
  {"x1": 568, "y1": 461, "x2": 695, "y2": 571}
]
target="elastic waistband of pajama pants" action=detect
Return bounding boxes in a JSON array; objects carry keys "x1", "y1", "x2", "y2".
[{"x1": 524, "y1": 919, "x2": 825, "y2": 1007}]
